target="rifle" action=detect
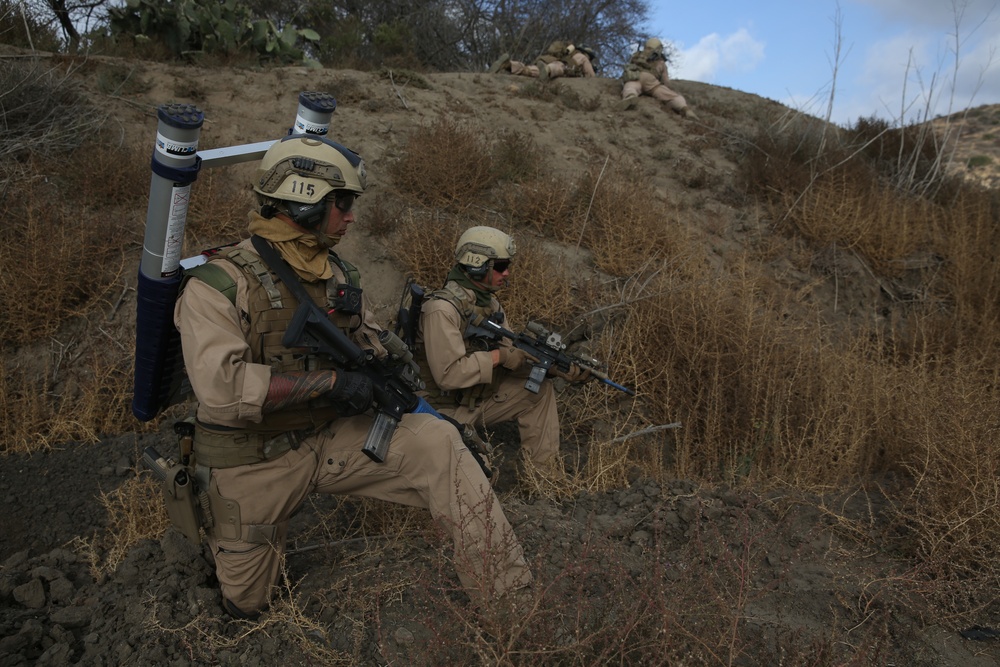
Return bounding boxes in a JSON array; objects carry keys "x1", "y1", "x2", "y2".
[
  {"x1": 282, "y1": 297, "x2": 493, "y2": 477},
  {"x1": 246, "y1": 235, "x2": 491, "y2": 476},
  {"x1": 465, "y1": 316, "x2": 635, "y2": 396}
]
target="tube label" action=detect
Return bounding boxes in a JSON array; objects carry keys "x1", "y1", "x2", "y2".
[
  {"x1": 161, "y1": 184, "x2": 192, "y2": 276},
  {"x1": 155, "y1": 132, "x2": 198, "y2": 159},
  {"x1": 293, "y1": 114, "x2": 329, "y2": 135}
]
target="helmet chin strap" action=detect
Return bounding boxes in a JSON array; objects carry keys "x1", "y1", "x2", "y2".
[{"x1": 311, "y1": 229, "x2": 339, "y2": 249}]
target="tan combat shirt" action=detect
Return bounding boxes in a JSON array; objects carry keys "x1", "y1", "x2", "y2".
[
  {"x1": 417, "y1": 283, "x2": 512, "y2": 392},
  {"x1": 174, "y1": 237, "x2": 385, "y2": 428}
]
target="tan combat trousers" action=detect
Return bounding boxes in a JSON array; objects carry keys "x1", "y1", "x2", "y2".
[
  {"x1": 622, "y1": 70, "x2": 688, "y2": 111},
  {"x1": 510, "y1": 60, "x2": 540, "y2": 77},
  {"x1": 543, "y1": 52, "x2": 596, "y2": 79},
  {"x1": 439, "y1": 374, "x2": 560, "y2": 469},
  {"x1": 205, "y1": 412, "x2": 531, "y2": 614}
]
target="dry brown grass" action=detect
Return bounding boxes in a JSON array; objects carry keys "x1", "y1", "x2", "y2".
[
  {"x1": 75, "y1": 472, "x2": 170, "y2": 579},
  {"x1": 0, "y1": 117, "x2": 148, "y2": 451},
  {"x1": 389, "y1": 117, "x2": 543, "y2": 209}
]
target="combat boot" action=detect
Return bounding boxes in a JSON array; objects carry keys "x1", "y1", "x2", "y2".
[
  {"x1": 619, "y1": 95, "x2": 638, "y2": 111},
  {"x1": 489, "y1": 53, "x2": 511, "y2": 74},
  {"x1": 680, "y1": 106, "x2": 700, "y2": 120}
]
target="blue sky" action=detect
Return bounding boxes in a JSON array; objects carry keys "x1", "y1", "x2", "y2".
[{"x1": 647, "y1": 0, "x2": 1000, "y2": 126}]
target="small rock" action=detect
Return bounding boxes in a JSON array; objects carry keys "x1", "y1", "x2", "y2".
[
  {"x1": 13, "y1": 578, "x2": 46, "y2": 609},
  {"x1": 393, "y1": 627, "x2": 415, "y2": 645},
  {"x1": 51, "y1": 605, "x2": 93, "y2": 629}
]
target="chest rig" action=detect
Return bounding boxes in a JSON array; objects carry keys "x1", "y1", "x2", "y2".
[
  {"x1": 415, "y1": 281, "x2": 506, "y2": 410},
  {"x1": 183, "y1": 245, "x2": 363, "y2": 467}
]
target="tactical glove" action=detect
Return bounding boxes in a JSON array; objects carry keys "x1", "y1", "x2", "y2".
[
  {"x1": 328, "y1": 370, "x2": 374, "y2": 416},
  {"x1": 551, "y1": 363, "x2": 592, "y2": 383},
  {"x1": 496, "y1": 346, "x2": 536, "y2": 370}
]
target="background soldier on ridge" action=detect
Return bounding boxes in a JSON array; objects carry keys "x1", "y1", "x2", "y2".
[{"x1": 620, "y1": 37, "x2": 698, "y2": 119}]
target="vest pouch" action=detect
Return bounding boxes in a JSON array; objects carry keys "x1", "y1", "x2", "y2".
[{"x1": 163, "y1": 463, "x2": 202, "y2": 544}]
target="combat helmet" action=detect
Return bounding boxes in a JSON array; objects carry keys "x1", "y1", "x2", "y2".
[
  {"x1": 645, "y1": 37, "x2": 663, "y2": 52},
  {"x1": 455, "y1": 226, "x2": 516, "y2": 278},
  {"x1": 254, "y1": 135, "x2": 367, "y2": 229}
]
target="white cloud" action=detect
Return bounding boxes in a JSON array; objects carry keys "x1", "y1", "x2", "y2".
[
  {"x1": 853, "y1": 0, "x2": 999, "y2": 27},
  {"x1": 675, "y1": 28, "x2": 766, "y2": 82},
  {"x1": 853, "y1": 23, "x2": 1000, "y2": 122}
]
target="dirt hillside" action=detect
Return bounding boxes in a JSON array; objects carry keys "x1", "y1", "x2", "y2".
[{"x1": 0, "y1": 54, "x2": 998, "y2": 666}]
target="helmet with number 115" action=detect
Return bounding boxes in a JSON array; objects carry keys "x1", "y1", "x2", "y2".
[
  {"x1": 253, "y1": 135, "x2": 367, "y2": 229},
  {"x1": 455, "y1": 226, "x2": 516, "y2": 278}
]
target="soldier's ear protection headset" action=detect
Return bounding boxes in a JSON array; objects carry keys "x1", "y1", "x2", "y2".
[{"x1": 463, "y1": 262, "x2": 489, "y2": 279}]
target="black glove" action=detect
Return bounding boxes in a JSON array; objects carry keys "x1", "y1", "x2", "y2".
[{"x1": 328, "y1": 370, "x2": 374, "y2": 416}]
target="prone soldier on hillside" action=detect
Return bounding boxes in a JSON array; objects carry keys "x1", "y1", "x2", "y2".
[
  {"x1": 412, "y1": 226, "x2": 594, "y2": 482},
  {"x1": 490, "y1": 41, "x2": 598, "y2": 81},
  {"x1": 171, "y1": 138, "x2": 531, "y2": 619},
  {"x1": 620, "y1": 37, "x2": 698, "y2": 119}
]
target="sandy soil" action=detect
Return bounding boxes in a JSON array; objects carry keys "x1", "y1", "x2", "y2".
[{"x1": 1, "y1": 55, "x2": 998, "y2": 666}]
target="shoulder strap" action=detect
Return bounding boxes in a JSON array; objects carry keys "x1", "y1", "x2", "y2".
[
  {"x1": 183, "y1": 263, "x2": 237, "y2": 306},
  {"x1": 226, "y1": 248, "x2": 283, "y2": 308},
  {"x1": 329, "y1": 252, "x2": 361, "y2": 289}
]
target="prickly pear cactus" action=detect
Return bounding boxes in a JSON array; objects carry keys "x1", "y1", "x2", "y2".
[{"x1": 109, "y1": 0, "x2": 320, "y2": 65}]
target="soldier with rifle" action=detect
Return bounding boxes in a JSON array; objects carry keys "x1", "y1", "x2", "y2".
[
  {"x1": 172, "y1": 137, "x2": 531, "y2": 619},
  {"x1": 620, "y1": 37, "x2": 698, "y2": 119},
  {"x1": 413, "y1": 227, "x2": 628, "y2": 482}
]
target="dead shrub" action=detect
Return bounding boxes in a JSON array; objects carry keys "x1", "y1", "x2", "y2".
[
  {"x1": 76, "y1": 472, "x2": 170, "y2": 578},
  {"x1": 389, "y1": 118, "x2": 496, "y2": 207},
  {"x1": 0, "y1": 59, "x2": 105, "y2": 186},
  {"x1": 495, "y1": 236, "x2": 578, "y2": 331},
  {"x1": 0, "y1": 337, "x2": 137, "y2": 453},
  {"x1": 784, "y1": 168, "x2": 934, "y2": 275},
  {"x1": 0, "y1": 174, "x2": 129, "y2": 346},
  {"x1": 499, "y1": 177, "x2": 580, "y2": 242},
  {"x1": 184, "y1": 162, "x2": 255, "y2": 251},
  {"x1": 388, "y1": 208, "x2": 464, "y2": 287},
  {"x1": 492, "y1": 128, "x2": 543, "y2": 183},
  {"x1": 575, "y1": 163, "x2": 679, "y2": 276}
]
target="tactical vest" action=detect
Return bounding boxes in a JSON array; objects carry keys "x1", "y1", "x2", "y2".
[
  {"x1": 183, "y1": 247, "x2": 363, "y2": 467},
  {"x1": 622, "y1": 51, "x2": 652, "y2": 82},
  {"x1": 414, "y1": 281, "x2": 506, "y2": 410}
]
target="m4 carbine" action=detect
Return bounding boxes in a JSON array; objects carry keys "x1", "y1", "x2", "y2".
[
  {"x1": 283, "y1": 301, "x2": 493, "y2": 476},
  {"x1": 465, "y1": 317, "x2": 635, "y2": 396}
]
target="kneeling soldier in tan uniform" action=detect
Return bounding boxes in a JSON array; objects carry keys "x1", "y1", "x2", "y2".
[
  {"x1": 415, "y1": 227, "x2": 589, "y2": 480},
  {"x1": 174, "y1": 138, "x2": 531, "y2": 619}
]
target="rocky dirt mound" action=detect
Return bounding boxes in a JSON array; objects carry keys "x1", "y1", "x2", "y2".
[{"x1": 2, "y1": 432, "x2": 998, "y2": 665}]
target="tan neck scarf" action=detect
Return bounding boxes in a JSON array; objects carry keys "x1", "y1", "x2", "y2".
[{"x1": 247, "y1": 211, "x2": 333, "y2": 282}]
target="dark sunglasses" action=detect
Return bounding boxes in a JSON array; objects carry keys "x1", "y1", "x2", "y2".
[
  {"x1": 492, "y1": 259, "x2": 512, "y2": 272},
  {"x1": 327, "y1": 191, "x2": 357, "y2": 213}
]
